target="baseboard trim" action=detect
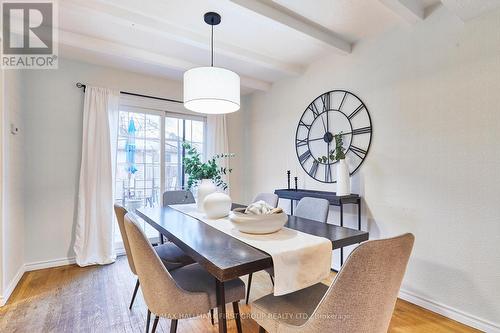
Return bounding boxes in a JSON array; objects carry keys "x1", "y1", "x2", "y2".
[
  {"x1": 0, "y1": 263, "x2": 25, "y2": 306},
  {"x1": 24, "y1": 257, "x2": 76, "y2": 272},
  {"x1": 399, "y1": 289, "x2": 500, "y2": 333}
]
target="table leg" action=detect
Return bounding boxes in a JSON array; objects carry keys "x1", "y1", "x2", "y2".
[
  {"x1": 216, "y1": 280, "x2": 227, "y2": 333},
  {"x1": 290, "y1": 199, "x2": 294, "y2": 215},
  {"x1": 358, "y1": 199, "x2": 362, "y2": 231},
  {"x1": 340, "y1": 204, "x2": 344, "y2": 267}
]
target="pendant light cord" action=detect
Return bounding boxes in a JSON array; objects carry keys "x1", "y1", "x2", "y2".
[{"x1": 211, "y1": 24, "x2": 214, "y2": 67}]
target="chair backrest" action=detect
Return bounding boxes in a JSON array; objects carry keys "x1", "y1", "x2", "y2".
[
  {"x1": 294, "y1": 197, "x2": 329, "y2": 223},
  {"x1": 113, "y1": 204, "x2": 136, "y2": 275},
  {"x1": 123, "y1": 213, "x2": 210, "y2": 318},
  {"x1": 253, "y1": 193, "x2": 279, "y2": 208},
  {"x1": 301, "y1": 233, "x2": 415, "y2": 333},
  {"x1": 163, "y1": 190, "x2": 195, "y2": 207}
]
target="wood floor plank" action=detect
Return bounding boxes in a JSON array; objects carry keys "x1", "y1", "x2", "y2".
[{"x1": 0, "y1": 256, "x2": 481, "y2": 333}]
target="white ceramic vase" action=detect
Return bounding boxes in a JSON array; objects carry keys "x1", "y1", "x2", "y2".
[
  {"x1": 336, "y1": 159, "x2": 350, "y2": 196},
  {"x1": 203, "y1": 192, "x2": 232, "y2": 219},
  {"x1": 197, "y1": 179, "x2": 217, "y2": 212}
]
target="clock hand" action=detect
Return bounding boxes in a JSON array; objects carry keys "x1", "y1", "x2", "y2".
[
  {"x1": 326, "y1": 110, "x2": 329, "y2": 134},
  {"x1": 319, "y1": 113, "x2": 327, "y2": 133}
]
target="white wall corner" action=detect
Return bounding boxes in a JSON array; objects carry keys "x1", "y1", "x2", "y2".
[
  {"x1": 0, "y1": 263, "x2": 24, "y2": 307},
  {"x1": 399, "y1": 289, "x2": 500, "y2": 333}
]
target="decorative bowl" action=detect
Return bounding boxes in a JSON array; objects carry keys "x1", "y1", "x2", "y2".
[{"x1": 229, "y1": 208, "x2": 288, "y2": 234}]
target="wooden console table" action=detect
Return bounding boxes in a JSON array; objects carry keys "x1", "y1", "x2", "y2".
[{"x1": 274, "y1": 189, "x2": 362, "y2": 267}]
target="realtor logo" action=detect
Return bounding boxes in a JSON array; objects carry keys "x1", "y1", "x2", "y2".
[{"x1": 1, "y1": 0, "x2": 58, "y2": 69}]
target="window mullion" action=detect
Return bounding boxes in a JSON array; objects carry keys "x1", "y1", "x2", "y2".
[{"x1": 160, "y1": 112, "x2": 165, "y2": 204}]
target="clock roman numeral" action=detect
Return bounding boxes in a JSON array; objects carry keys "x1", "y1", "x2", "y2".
[
  {"x1": 299, "y1": 120, "x2": 311, "y2": 130},
  {"x1": 348, "y1": 104, "x2": 364, "y2": 120},
  {"x1": 309, "y1": 160, "x2": 319, "y2": 177},
  {"x1": 339, "y1": 91, "x2": 347, "y2": 111},
  {"x1": 308, "y1": 103, "x2": 320, "y2": 117},
  {"x1": 296, "y1": 138, "x2": 308, "y2": 148},
  {"x1": 321, "y1": 93, "x2": 330, "y2": 111},
  {"x1": 349, "y1": 145, "x2": 367, "y2": 159},
  {"x1": 299, "y1": 150, "x2": 312, "y2": 164},
  {"x1": 325, "y1": 163, "x2": 332, "y2": 182},
  {"x1": 351, "y1": 126, "x2": 371, "y2": 135}
]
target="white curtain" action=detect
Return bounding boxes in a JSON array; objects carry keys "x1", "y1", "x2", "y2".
[
  {"x1": 74, "y1": 86, "x2": 119, "y2": 266},
  {"x1": 206, "y1": 114, "x2": 230, "y2": 191}
]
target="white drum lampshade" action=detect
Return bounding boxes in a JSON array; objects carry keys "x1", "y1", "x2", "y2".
[{"x1": 184, "y1": 66, "x2": 240, "y2": 114}]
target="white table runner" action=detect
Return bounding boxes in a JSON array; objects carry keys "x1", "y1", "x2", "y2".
[{"x1": 170, "y1": 204, "x2": 332, "y2": 296}]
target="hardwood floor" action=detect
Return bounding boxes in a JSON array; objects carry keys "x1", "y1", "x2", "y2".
[{"x1": 0, "y1": 256, "x2": 480, "y2": 333}]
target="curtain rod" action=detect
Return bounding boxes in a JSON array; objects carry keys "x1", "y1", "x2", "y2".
[{"x1": 75, "y1": 82, "x2": 183, "y2": 104}]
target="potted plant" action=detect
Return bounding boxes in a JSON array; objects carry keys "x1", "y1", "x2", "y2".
[{"x1": 182, "y1": 142, "x2": 234, "y2": 211}]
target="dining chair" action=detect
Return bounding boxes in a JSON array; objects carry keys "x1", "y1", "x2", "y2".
[
  {"x1": 113, "y1": 204, "x2": 195, "y2": 310},
  {"x1": 252, "y1": 233, "x2": 415, "y2": 333},
  {"x1": 245, "y1": 196, "x2": 330, "y2": 304},
  {"x1": 124, "y1": 213, "x2": 245, "y2": 333},
  {"x1": 163, "y1": 190, "x2": 196, "y2": 207},
  {"x1": 294, "y1": 197, "x2": 330, "y2": 223},
  {"x1": 159, "y1": 190, "x2": 196, "y2": 243},
  {"x1": 253, "y1": 193, "x2": 279, "y2": 208}
]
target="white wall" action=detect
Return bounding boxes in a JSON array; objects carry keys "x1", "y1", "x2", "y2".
[
  {"x1": 21, "y1": 58, "x2": 183, "y2": 266},
  {"x1": 228, "y1": 5, "x2": 500, "y2": 331},
  {"x1": 0, "y1": 69, "x2": 25, "y2": 305}
]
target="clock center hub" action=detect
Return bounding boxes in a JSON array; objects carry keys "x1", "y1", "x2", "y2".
[{"x1": 323, "y1": 132, "x2": 334, "y2": 143}]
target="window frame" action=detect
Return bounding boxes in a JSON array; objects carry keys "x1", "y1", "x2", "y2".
[{"x1": 115, "y1": 98, "x2": 206, "y2": 248}]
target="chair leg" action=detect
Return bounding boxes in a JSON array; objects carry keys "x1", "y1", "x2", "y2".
[
  {"x1": 259, "y1": 326, "x2": 266, "y2": 333},
  {"x1": 233, "y1": 302, "x2": 243, "y2": 333},
  {"x1": 170, "y1": 319, "x2": 178, "y2": 333},
  {"x1": 129, "y1": 278, "x2": 140, "y2": 309},
  {"x1": 246, "y1": 273, "x2": 253, "y2": 305},
  {"x1": 210, "y1": 308, "x2": 215, "y2": 325},
  {"x1": 146, "y1": 310, "x2": 151, "y2": 333},
  {"x1": 269, "y1": 273, "x2": 274, "y2": 286},
  {"x1": 151, "y1": 316, "x2": 159, "y2": 333},
  {"x1": 159, "y1": 232, "x2": 164, "y2": 244}
]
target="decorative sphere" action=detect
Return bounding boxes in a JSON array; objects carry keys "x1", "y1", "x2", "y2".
[{"x1": 203, "y1": 192, "x2": 232, "y2": 219}]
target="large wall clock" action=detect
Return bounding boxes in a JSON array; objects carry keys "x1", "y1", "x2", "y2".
[{"x1": 295, "y1": 90, "x2": 372, "y2": 183}]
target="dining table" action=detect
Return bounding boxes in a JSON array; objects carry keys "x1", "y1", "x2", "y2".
[{"x1": 136, "y1": 203, "x2": 369, "y2": 333}]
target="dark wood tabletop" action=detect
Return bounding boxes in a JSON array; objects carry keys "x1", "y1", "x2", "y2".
[{"x1": 136, "y1": 203, "x2": 369, "y2": 282}]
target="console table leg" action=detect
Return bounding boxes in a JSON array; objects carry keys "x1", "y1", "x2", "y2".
[
  {"x1": 358, "y1": 199, "x2": 362, "y2": 231},
  {"x1": 340, "y1": 204, "x2": 344, "y2": 267}
]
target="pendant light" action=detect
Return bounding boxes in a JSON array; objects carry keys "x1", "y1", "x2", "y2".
[{"x1": 184, "y1": 12, "x2": 240, "y2": 114}]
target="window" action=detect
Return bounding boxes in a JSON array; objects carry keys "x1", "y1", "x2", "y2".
[
  {"x1": 114, "y1": 101, "x2": 206, "y2": 244},
  {"x1": 164, "y1": 116, "x2": 205, "y2": 191}
]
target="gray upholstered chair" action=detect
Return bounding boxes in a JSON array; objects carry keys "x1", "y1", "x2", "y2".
[
  {"x1": 113, "y1": 204, "x2": 194, "y2": 309},
  {"x1": 253, "y1": 193, "x2": 279, "y2": 208},
  {"x1": 245, "y1": 196, "x2": 330, "y2": 304},
  {"x1": 160, "y1": 190, "x2": 196, "y2": 244},
  {"x1": 294, "y1": 197, "x2": 330, "y2": 223},
  {"x1": 163, "y1": 190, "x2": 196, "y2": 207},
  {"x1": 252, "y1": 233, "x2": 415, "y2": 333},
  {"x1": 124, "y1": 213, "x2": 245, "y2": 333}
]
